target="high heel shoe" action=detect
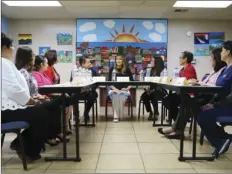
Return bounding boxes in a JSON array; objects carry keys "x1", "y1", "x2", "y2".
[{"x1": 46, "y1": 139, "x2": 59, "y2": 146}]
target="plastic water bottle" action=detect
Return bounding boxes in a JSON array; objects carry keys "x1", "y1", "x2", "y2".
[
  {"x1": 72, "y1": 65, "x2": 78, "y2": 84},
  {"x1": 163, "y1": 68, "x2": 168, "y2": 77},
  {"x1": 140, "y1": 70, "x2": 144, "y2": 81},
  {"x1": 112, "y1": 70, "x2": 116, "y2": 81},
  {"x1": 172, "y1": 67, "x2": 179, "y2": 79}
]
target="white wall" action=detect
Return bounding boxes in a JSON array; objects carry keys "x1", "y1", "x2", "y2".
[
  {"x1": 9, "y1": 19, "x2": 232, "y2": 82},
  {"x1": 9, "y1": 19, "x2": 76, "y2": 83}
]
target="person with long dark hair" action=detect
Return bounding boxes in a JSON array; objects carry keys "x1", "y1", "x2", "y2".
[
  {"x1": 108, "y1": 55, "x2": 134, "y2": 123},
  {"x1": 1, "y1": 33, "x2": 49, "y2": 161},
  {"x1": 158, "y1": 48, "x2": 227, "y2": 139},
  {"x1": 140, "y1": 56, "x2": 165, "y2": 120}
]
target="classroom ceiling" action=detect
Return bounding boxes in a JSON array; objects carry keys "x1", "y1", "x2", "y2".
[{"x1": 2, "y1": 0, "x2": 232, "y2": 20}]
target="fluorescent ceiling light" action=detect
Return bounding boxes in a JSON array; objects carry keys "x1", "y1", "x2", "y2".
[
  {"x1": 173, "y1": 1, "x2": 232, "y2": 8},
  {"x1": 2, "y1": 1, "x2": 62, "y2": 7}
]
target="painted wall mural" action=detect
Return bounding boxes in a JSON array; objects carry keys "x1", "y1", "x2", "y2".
[{"x1": 76, "y1": 19, "x2": 168, "y2": 79}]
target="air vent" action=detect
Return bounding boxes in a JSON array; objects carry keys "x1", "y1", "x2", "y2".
[{"x1": 174, "y1": 9, "x2": 189, "y2": 12}]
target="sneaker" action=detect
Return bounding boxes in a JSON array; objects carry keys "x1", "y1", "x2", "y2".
[
  {"x1": 218, "y1": 139, "x2": 231, "y2": 155},
  {"x1": 113, "y1": 118, "x2": 119, "y2": 123}
]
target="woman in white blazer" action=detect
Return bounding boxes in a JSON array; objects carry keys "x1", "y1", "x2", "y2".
[{"x1": 1, "y1": 33, "x2": 50, "y2": 162}]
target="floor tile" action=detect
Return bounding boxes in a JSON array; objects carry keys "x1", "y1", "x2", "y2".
[
  {"x1": 45, "y1": 170, "x2": 95, "y2": 173},
  {"x1": 1, "y1": 154, "x2": 15, "y2": 166},
  {"x1": 2, "y1": 157, "x2": 51, "y2": 170},
  {"x1": 96, "y1": 169, "x2": 145, "y2": 173},
  {"x1": 138, "y1": 142, "x2": 179, "y2": 154},
  {"x1": 105, "y1": 127, "x2": 134, "y2": 135},
  {"x1": 136, "y1": 134, "x2": 170, "y2": 143},
  {"x1": 97, "y1": 154, "x2": 144, "y2": 170},
  {"x1": 103, "y1": 134, "x2": 136, "y2": 143},
  {"x1": 146, "y1": 169, "x2": 196, "y2": 173},
  {"x1": 194, "y1": 169, "x2": 232, "y2": 173},
  {"x1": 80, "y1": 133, "x2": 104, "y2": 143},
  {"x1": 107, "y1": 122, "x2": 133, "y2": 128},
  {"x1": 190, "y1": 157, "x2": 232, "y2": 169},
  {"x1": 141, "y1": 154, "x2": 193, "y2": 169},
  {"x1": 48, "y1": 155, "x2": 98, "y2": 170},
  {"x1": 1, "y1": 169, "x2": 45, "y2": 174},
  {"x1": 101, "y1": 143, "x2": 139, "y2": 154}
]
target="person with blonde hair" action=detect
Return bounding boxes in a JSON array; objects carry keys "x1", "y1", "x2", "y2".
[{"x1": 108, "y1": 55, "x2": 134, "y2": 122}]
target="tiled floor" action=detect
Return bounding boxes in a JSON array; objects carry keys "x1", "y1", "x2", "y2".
[{"x1": 2, "y1": 116, "x2": 232, "y2": 173}]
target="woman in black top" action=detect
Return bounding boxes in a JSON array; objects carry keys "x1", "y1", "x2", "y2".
[
  {"x1": 140, "y1": 56, "x2": 165, "y2": 120},
  {"x1": 108, "y1": 55, "x2": 134, "y2": 123}
]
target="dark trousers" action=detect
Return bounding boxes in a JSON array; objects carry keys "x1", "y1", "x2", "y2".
[
  {"x1": 40, "y1": 99, "x2": 62, "y2": 139},
  {"x1": 172, "y1": 94, "x2": 214, "y2": 132},
  {"x1": 141, "y1": 91, "x2": 159, "y2": 115},
  {"x1": 198, "y1": 107, "x2": 232, "y2": 149},
  {"x1": 1, "y1": 105, "x2": 50, "y2": 157}
]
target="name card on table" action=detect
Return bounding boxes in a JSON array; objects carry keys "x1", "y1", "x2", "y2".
[
  {"x1": 117, "y1": 77, "x2": 129, "y2": 82},
  {"x1": 144, "y1": 77, "x2": 161, "y2": 82},
  {"x1": 160, "y1": 77, "x2": 171, "y2": 84},
  {"x1": 173, "y1": 77, "x2": 189, "y2": 86},
  {"x1": 92, "y1": 76, "x2": 106, "y2": 82}
]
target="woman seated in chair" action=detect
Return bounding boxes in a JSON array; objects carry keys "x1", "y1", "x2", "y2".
[
  {"x1": 108, "y1": 55, "x2": 134, "y2": 123},
  {"x1": 15, "y1": 47, "x2": 70, "y2": 145},
  {"x1": 158, "y1": 47, "x2": 228, "y2": 139},
  {"x1": 140, "y1": 56, "x2": 165, "y2": 121},
  {"x1": 198, "y1": 41, "x2": 232, "y2": 158},
  {"x1": 32, "y1": 55, "x2": 72, "y2": 134},
  {"x1": 1, "y1": 33, "x2": 50, "y2": 161}
]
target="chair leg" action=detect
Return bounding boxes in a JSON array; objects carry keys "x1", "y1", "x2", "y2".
[
  {"x1": 92, "y1": 102, "x2": 95, "y2": 125},
  {"x1": 189, "y1": 117, "x2": 193, "y2": 135},
  {"x1": 200, "y1": 131, "x2": 204, "y2": 146},
  {"x1": 17, "y1": 132, "x2": 27, "y2": 171},
  {"x1": 1, "y1": 134, "x2": 5, "y2": 148},
  {"x1": 128, "y1": 101, "x2": 130, "y2": 116},
  {"x1": 138, "y1": 100, "x2": 141, "y2": 120},
  {"x1": 105, "y1": 101, "x2": 108, "y2": 121},
  {"x1": 142, "y1": 102, "x2": 145, "y2": 116},
  {"x1": 95, "y1": 100, "x2": 98, "y2": 121},
  {"x1": 131, "y1": 101, "x2": 133, "y2": 120}
]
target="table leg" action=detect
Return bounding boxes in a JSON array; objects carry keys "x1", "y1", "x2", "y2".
[{"x1": 44, "y1": 94, "x2": 81, "y2": 162}]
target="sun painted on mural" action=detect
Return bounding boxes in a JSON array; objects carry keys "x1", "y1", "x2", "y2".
[{"x1": 105, "y1": 25, "x2": 148, "y2": 43}]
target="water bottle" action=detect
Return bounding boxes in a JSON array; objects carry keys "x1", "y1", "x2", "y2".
[
  {"x1": 172, "y1": 67, "x2": 179, "y2": 79},
  {"x1": 139, "y1": 70, "x2": 144, "y2": 81},
  {"x1": 72, "y1": 65, "x2": 78, "y2": 84},
  {"x1": 112, "y1": 70, "x2": 116, "y2": 81},
  {"x1": 163, "y1": 68, "x2": 168, "y2": 77}
]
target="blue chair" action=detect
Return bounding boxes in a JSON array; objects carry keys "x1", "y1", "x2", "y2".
[
  {"x1": 1, "y1": 121, "x2": 29, "y2": 170},
  {"x1": 200, "y1": 116, "x2": 232, "y2": 145}
]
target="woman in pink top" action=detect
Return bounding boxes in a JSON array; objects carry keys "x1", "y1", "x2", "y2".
[
  {"x1": 32, "y1": 56, "x2": 53, "y2": 87},
  {"x1": 33, "y1": 55, "x2": 72, "y2": 134}
]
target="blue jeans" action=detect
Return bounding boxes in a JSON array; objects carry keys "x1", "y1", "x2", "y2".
[{"x1": 198, "y1": 107, "x2": 232, "y2": 149}]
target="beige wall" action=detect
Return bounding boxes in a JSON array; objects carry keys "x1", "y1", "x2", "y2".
[{"x1": 9, "y1": 19, "x2": 232, "y2": 82}]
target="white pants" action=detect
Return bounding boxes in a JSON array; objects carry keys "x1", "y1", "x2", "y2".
[{"x1": 108, "y1": 90, "x2": 130, "y2": 119}]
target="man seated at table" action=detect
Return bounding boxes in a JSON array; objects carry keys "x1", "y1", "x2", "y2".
[
  {"x1": 71, "y1": 55, "x2": 98, "y2": 123},
  {"x1": 198, "y1": 41, "x2": 232, "y2": 158}
]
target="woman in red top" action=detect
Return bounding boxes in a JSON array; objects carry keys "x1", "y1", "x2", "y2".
[
  {"x1": 44, "y1": 50, "x2": 60, "y2": 84},
  {"x1": 158, "y1": 51, "x2": 197, "y2": 139}
]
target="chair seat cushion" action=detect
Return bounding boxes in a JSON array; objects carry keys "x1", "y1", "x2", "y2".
[
  {"x1": 1, "y1": 121, "x2": 29, "y2": 133},
  {"x1": 216, "y1": 116, "x2": 232, "y2": 123}
]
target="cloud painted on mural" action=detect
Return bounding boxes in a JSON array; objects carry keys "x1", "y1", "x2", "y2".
[
  {"x1": 143, "y1": 21, "x2": 154, "y2": 30},
  {"x1": 83, "y1": 34, "x2": 97, "y2": 42},
  {"x1": 79, "y1": 22, "x2": 96, "y2": 32},
  {"x1": 104, "y1": 20, "x2": 115, "y2": 28},
  {"x1": 76, "y1": 19, "x2": 167, "y2": 43},
  {"x1": 149, "y1": 33, "x2": 162, "y2": 42},
  {"x1": 155, "y1": 23, "x2": 166, "y2": 34}
]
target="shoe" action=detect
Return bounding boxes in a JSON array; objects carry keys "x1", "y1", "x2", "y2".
[
  {"x1": 56, "y1": 135, "x2": 70, "y2": 143},
  {"x1": 218, "y1": 139, "x2": 231, "y2": 156},
  {"x1": 158, "y1": 128, "x2": 165, "y2": 135},
  {"x1": 45, "y1": 139, "x2": 59, "y2": 146},
  {"x1": 113, "y1": 118, "x2": 119, "y2": 123},
  {"x1": 148, "y1": 112, "x2": 154, "y2": 121},
  {"x1": 165, "y1": 133, "x2": 182, "y2": 140},
  {"x1": 66, "y1": 131, "x2": 72, "y2": 136}
]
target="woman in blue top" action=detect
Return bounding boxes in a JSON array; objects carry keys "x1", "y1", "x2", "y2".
[{"x1": 198, "y1": 40, "x2": 232, "y2": 158}]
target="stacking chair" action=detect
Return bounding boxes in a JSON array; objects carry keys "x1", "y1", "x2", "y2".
[{"x1": 1, "y1": 121, "x2": 29, "y2": 170}]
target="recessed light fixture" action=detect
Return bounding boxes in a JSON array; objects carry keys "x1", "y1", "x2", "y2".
[
  {"x1": 2, "y1": 1, "x2": 62, "y2": 7},
  {"x1": 173, "y1": 1, "x2": 232, "y2": 8}
]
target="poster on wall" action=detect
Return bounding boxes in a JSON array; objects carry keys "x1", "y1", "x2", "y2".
[
  {"x1": 57, "y1": 51, "x2": 72, "y2": 63},
  {"x1": 39, "y1": 46, "x2": 50, "y2": 56},
  {"x1": 57, "y1": 33, "x2": 72, "y2": 45},
  {"x1": 194, "y1": 32, "x2": 224, "y2": 56},
  {"x1": 76, "y1": 19, "x2": 168, "y2": 79},
  {"x1": 18, "y1": 34, "x2": 32, "y2": 45}
]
